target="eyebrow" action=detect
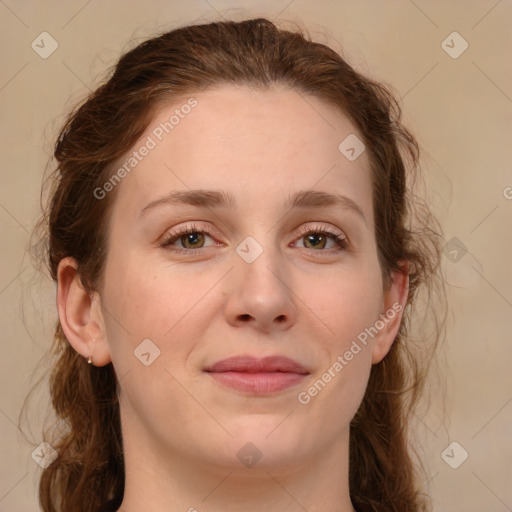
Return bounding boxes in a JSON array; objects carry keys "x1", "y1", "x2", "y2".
[{"x1": 139, "y1": 188, "x2": 367, "y2": 225}]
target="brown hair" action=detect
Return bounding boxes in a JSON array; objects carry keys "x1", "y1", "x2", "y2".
[{"x1": 24, "y1": 17, "x2": 446, "y2": 512}]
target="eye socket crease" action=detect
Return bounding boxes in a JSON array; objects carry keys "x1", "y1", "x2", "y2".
[{"x1": 139, "y1": 188, "x2": 367, "y2": 228}]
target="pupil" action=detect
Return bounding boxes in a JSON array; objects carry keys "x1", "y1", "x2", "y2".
[
  {"x1": 182, "y1": 231, "x2": 200, "y2": 247},
  {"x1": 307, "y1": 234, "x2": 324, "y2": 248},
  {"x1": 185, "y1": 232, "x2": 202, "y2": 247}
]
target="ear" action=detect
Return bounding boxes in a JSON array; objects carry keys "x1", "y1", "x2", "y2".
[
  {"x1": 56, "y1": 256, "x2": 112, "y2": 366},
  {"x1": 371, "y1": 260, "x2": 409, "y2": 364}
]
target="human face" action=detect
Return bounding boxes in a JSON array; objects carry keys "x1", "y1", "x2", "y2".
[{"x1": 99, "y1": 84, "x2": 392, "y2": 471}]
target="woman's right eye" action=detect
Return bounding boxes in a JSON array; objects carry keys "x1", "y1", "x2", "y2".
[{"x1": 160, "y1": 224, "x2": 216, "y2": 252}]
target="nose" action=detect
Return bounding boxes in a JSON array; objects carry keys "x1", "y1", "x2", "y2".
[{"x1": 223, "y1": 245, "x2": 298, "y2": 333}]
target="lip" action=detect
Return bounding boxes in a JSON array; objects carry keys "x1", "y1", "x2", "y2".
[
  {"x1": 204, "y1": 355, "x2": 309, "y2": 374},
  {"x1": 204, "y1": 355, "x2": 310, "y2": 395}
]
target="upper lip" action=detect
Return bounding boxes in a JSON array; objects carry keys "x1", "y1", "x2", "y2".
[{"x1": 204, "y1": 355, "x2": 309, "y2": 374}]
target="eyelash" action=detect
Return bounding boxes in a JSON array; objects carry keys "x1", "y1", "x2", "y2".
[{"x1": 160, "y1": 222, "x2": 348, "y2": 255}]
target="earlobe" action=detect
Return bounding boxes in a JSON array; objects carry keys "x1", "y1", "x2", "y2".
[
  {"x1": 56, "y1": 257, "x2": 112, "y2": 366},
  {"x1": 371, "y1": 260, "x2": 409, "y2": 364}
]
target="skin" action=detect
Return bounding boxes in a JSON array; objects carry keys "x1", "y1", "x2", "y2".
[{"x1": 57, "y1": 85, "x2": 409, "y2": 512}]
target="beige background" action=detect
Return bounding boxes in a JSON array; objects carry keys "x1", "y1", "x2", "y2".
[{"x1": 1, "y1": 1, "x2": 511, "y2": 511}]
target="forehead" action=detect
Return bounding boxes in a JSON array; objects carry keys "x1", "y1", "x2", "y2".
[{"x1": 108, "y1": 84, "x2": 373, "y2": 224}]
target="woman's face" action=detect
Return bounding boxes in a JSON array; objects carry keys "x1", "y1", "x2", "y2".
[{"x1": 95, "y1": 85, "x2": 405, "y2": 471}]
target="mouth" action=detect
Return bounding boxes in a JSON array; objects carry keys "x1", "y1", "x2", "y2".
[{"x1": 203, "y1": 355, "x2": 310, "y2": 395}]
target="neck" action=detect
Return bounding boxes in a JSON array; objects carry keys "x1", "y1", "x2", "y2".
[{"x1": 117, "y1": 420, "x2": 356, "y2": 512}]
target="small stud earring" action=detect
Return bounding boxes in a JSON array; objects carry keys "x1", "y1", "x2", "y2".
[{"x1": 87, "y1": 355, "x2": 93, "y2": 364}]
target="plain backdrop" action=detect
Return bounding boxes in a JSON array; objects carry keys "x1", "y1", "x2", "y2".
[{"x1": 0, "y1": 1, "x2": 511, "y2": 511}]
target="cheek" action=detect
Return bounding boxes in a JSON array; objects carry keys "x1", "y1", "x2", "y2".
[
  {"x1": 102, "y1": 257, "x2": 220, "y2": 366},
  {"x1": 296, "y1": 267, "x2": 380, "y2": 411},
  {"x1": 302, "y1": 264, "x2": 383, "y2": 342},
  {"x1": 298, "y1": 314, "x2": 374, "y2": 432},
  {"x1": 101, "y1": 261, "x2": 214, "y2": 424}
]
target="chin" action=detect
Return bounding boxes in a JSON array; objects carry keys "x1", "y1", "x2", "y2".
[{"x1": 220, "y1": 423, "x2": 308, "y2": 465}]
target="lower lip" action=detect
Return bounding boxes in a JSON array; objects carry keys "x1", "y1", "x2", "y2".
[{"x1": 206, "y1": 371, "x2": 308, "y2": 394}]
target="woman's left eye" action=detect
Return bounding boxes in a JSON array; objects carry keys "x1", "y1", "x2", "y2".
[
  {"x1": 294, "y1": 225, "x2": 348, "y2": 251},
  {"x1": 160, "y1": 223, "x2": 348, "y2": 253}
]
